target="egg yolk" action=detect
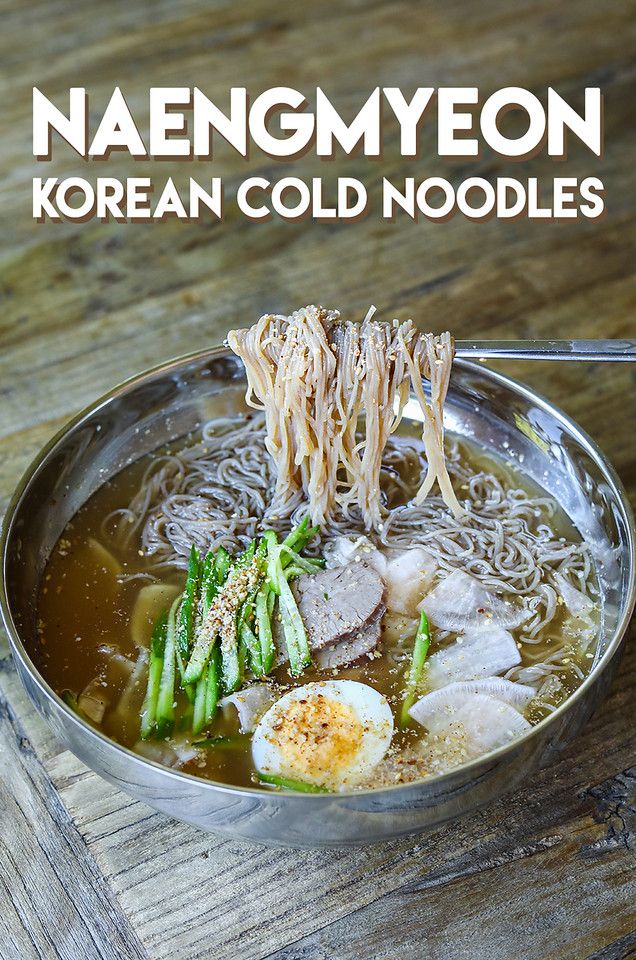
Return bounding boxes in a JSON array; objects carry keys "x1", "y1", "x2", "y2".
[{"x1": 266, "y1": 693, "x2": 364, "y2": 783}]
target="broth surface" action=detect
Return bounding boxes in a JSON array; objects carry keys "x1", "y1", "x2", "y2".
[{"x1": 35, "y1": 420, "x2": 600, "y2": 789}]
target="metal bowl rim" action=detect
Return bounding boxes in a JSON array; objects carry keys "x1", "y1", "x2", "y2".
[{"x1": 1, "y1": 345, "x2": 634, "y2": 802}]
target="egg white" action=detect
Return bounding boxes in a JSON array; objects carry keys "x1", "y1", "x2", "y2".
[{"x1": 252, "y1": 679, "x2": 394, "y2": 791}]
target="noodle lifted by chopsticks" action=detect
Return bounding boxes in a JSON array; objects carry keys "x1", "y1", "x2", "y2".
[{"x1": 227, "y1": 305, "x2": 464, "y2": 527}]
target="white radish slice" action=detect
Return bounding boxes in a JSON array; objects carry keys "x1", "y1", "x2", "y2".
[
  {"x1": 384, "y1": 547, "x2": 439, "y2": 616},
  {"x1": 71, "y1": 538, "x2": 121, "y2": 608},
  {"x1": 86, "y1": 537, "x2": 122, "y2": 578},
  {"x1": 131, "y1": 583, "x2": 180, "y2": 648},
  {"x1": 78, "y1": 678, "x2": 109, "y2": 724},
  {"x1": 110, "y1": 647, "x2": 148, "y2": 724},
  {"x1": 409, "y1": 678, "x2": 535, "y2": 726},
  {"x1": 553, "y1": 572, "x2": 595, "y2": 619},
  {"x1": 323, "y1": 536, "x2": 387, "y2": 577},
  {"x1": 421, "y1": 569, "x2": 530, "y2": 630},
  {"x1": 96, "y1": 644, "x2": 139, "y2": 691},
  {"x1": 553, "y1": 573, "x2": 597, "y2": 652},
  {"x1": 411, "y1": 691, "x2": 532, "y2": 758},
  {"x1": 134, "y1": 738, "x2": 198, "y2": 769},
  {"x1": 425, "y1": 624, "x2": 521, "y2": 689},
  {"x1": 221, "y1": 684, "x2": 276, "y2": 733}
]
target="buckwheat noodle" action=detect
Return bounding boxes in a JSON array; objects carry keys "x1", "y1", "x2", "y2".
[{"x1": 106, "y1": 307, "x2": 597, "y2": 695}]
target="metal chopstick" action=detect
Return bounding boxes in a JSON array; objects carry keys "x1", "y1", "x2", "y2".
[{"x1": 454, "y1": 339, "x2": 636, "y2": 362}]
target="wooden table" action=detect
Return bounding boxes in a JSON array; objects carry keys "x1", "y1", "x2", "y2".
[{"x1": 1, "y1": 2, "x2": 635, "y2": 958}]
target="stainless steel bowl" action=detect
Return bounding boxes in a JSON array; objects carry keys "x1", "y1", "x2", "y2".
[{"x1": 1, "y1": 348, "x2": 634, "y2": 847}]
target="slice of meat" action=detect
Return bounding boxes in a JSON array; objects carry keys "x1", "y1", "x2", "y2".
[
  {"x1": 274, "y1": 562, "x2": 386, "y2": 669},
  {"x1": 314, "y1": 610, "x2": 383, "y2": 669},
  {"x1": 292, "y1": 562, "x2": 385, "y2": 651}
]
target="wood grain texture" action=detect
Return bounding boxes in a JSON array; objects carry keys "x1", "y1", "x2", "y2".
[
  {"x1": 0, "y1": 0, "x2": 635, "y2": 958},
  {"x1": 0, "y1": 664, "x2": 149, "y2": 960}
]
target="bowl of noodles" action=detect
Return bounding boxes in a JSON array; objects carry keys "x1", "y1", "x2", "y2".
[{"x1": 1, "y1": 306, "x2": 634, "y2": 847}]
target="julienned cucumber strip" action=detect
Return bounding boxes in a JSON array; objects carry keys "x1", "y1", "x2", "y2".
[
  {"x1": 399, "y1": 610, "x2": 431, "y2": 729},
  {"x1": 256, "y1": 586, "x2": 275, "y2": 674},
  {"x1": 140, "y1": 610, "x2": 168, "y2": 739},
  {"x1": 151, "y1": 610, "x2": 169, "y2": 658},
  {"x1": 264, "y1": 531, "x2": 281, "y2": 593},
  {"x1": 235, "y1": 539, "x2": 256, "y2": 569},
  {"x1": 188, "y1": 544, "x2": 235, "y2": 724},
  {"x1": 240, "y1": 606, "x2": 263, "y2": 676},
  {"x1": 187, "y1": 548, "x2": 218, "y2": 715},
  {"x1": 183, "y1": 626, "x2": 214, "y2": 684},
  {"x1": 278, "y1": 592, "x2": 302, "y2": 675},
  {"x1": 176, "y1": 646, "x2": 196, "y2": 703},
  {"x1": 283, "y1": 564, "x2": 307, "y2": 580},
  {"x1": 257, "y1": 772, "x2": 331, "y2": 794},
  {"x1": 282, "y1": 516, "x2": 319, "y2": 554},
  {"x1": 185, "y1": 542, "x2": 254, "y2": 687},
  {"x1": 177, "y1": 545, "x2": 200, "y2": 662},
  {"x1": 279, "y1": 545, "x2": 321, "y2": 575},
  {"x1": 281, "y1": 515, "x2": 309, "y2": 551},
  {"x1": 199, "y1": 550, "x2": 218, "y2": 617},
  {"x1": 156, "y1": 596, "x2": 181, "y2": 737},
  {"x1": 265, "y1": 528, "x2": 312, "y2": 675},
  {"x1": 219, "y1": 539, "x2": 263, "y2": 692},
  {"x1": 175, "y1": 545, "x2": 200, "y2": 704},
  {"x1": 220, "y1": 639, "x2": 242, "y2": 693},
  {"x1": 278, "y1": 573, "x2": 311, "y2": 671},
  {"x1": 185, "y1": 545, "x2": 232, "y2": 686},
  {"x1": 192, "y1": 664, "x2": 208, "y2": 735},
  {"x1": 236, "y1": 541, "x2": 268, "y2": 676},
  {"x1": 205, "y1": 646, "x2": 221, "y2": 723},
  {"x1": 215, "y1": 546, "x2": 230, "y2": 584},
  {"x1": 193, "y1": 549, "x2": 218, "y2": 731}
]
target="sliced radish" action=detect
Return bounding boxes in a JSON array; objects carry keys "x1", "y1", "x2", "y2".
[
  {"x1": 384, "y1": 547, "x2": 439, "y2": 616},
  {"x1": 411, "y1": 690, "x2": 532, "y2": 758},
  {"x1": 323, "y1": 536, "x2": 387, "y2": 577},
  {"x1": 553, "y1": 572, "x2": 595, "y2": 619},
  {"x1": 425, "y1": 624, "x2": 521, "y2": 689},
  {"x1": 409, "y1": 677, "x2": 535, "y2": 726},
  {"x1": 421, "y1": 569, "x2": 530, "y2": 631},
  {"x1": 220, "y1": 684, "x2": 276, "y2": 733}
]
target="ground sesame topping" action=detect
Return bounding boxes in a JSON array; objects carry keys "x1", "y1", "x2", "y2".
[{"x1": 198, "y1": 556, "x2": 262, "y2": 652}]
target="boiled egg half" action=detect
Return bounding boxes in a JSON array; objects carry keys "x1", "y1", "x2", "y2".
[{"x1": 252, "y1": 679, "x2": 394, "y2": 791}]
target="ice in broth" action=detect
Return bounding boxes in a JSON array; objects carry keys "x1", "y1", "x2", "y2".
[{"x1": 35, "y1": 308, "x2": 600, "y2": 792}]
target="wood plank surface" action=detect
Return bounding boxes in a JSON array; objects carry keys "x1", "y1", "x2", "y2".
[{"x1": 0, "y1": 1, "x2": 635, "y2": 959}]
